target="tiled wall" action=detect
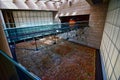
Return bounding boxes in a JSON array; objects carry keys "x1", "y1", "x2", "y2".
[
  {"x1": 100, "y1": 0, "x2": 120, "y2": 80},
  {"x1": 58, "y1": 0, "x2": 108, "y2": 49}
]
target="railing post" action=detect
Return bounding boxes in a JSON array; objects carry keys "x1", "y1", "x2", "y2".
[{"x1": 34, "y1": 37, "x2": 38, "y2": 51}]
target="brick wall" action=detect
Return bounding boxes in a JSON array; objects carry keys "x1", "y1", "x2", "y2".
[{"x1": 57, "y1": 0, "x2": 108, "y2": 49}]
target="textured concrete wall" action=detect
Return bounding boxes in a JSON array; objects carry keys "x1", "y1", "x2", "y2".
[
  {"x1": 0, "y1": 10, "x2": 12, "y2": 57},
  {"x1": 58, "y1": 0, "x2": 108, "y2": 49},
  {"x1": 100, "y1": 0, "x2": 120, "y2": 80}
]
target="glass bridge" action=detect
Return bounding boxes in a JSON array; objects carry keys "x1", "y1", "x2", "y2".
[{"x1": 4, "y1": 21, "x2": 89, "y2": 44}]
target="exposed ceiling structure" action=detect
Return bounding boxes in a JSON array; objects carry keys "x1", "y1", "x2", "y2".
[
  {"x1": 0, "y1": 0, "x2": 63, "y2": 10},
  {"x1": 0, "y1": 0, "x2": 109, "y2": 10}
]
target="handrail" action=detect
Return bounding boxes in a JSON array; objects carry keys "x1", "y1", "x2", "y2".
[
  {"x1": 0, "y1": 50, "x2": 41, "y2": 80},
  {"x1": 3, "y1": 22, "x2": 89, "y2": 43},
  {"x1": 6, "y1": 27, "x2": 69, "y2": 39},
  {"x1": 3, "y1": 21, "x2": 89, "y2": 30}
]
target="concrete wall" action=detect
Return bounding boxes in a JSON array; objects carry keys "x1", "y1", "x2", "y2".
[
  {"x1": 58, "y1": 0, "x2": 108, "y2": 49},
  {"x1": 0, "y1": 10, "x2": 12, "y2": 57},
  {"x1": 100, "y1": 0, "x2": 120, "y2": 80}
]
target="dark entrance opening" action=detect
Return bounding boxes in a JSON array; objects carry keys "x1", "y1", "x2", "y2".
[
  {"x1": 59, "y1": 14, "x2": 90, "y2": 28},
  {"x1": 59, "y1": 14, "x2": 90, "y2": 23}
]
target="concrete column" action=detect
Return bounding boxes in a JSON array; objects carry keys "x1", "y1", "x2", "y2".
[
  {"x1": 0, "y1": 10, "x2": 6, "y2": 29},
  {"x1": 0, "y1": 10, "x2": 12, "y2": 57}
]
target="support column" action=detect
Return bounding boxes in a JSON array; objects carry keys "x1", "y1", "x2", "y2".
[{"x1": 0, "y1": 10, "x2": 12, "y2": 57}]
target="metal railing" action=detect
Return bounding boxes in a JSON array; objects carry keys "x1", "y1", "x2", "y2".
[
  {"x1": 3, "y1": 21, "x2": 89, "y2": 43},
  {"x1": 0, "y1": 50, "x2": 41, "y2": 80}
]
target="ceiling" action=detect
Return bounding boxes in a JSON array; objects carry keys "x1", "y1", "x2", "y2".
[{"x1": 0, "y1": 0, "x2": 109, "y2": 10}]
